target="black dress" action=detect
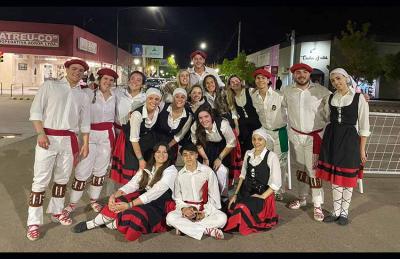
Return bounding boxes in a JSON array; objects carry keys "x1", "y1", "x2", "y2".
[{"x1": 316, "y1": 93, "x2": 363, "y2": 188}]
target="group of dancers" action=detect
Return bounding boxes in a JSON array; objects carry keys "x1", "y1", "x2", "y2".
[{"x1": 25, "y1": 49, "x2": 370, "y2": 241}]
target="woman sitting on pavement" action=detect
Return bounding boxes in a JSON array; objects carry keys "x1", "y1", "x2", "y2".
[
  {"x1": 224, "y1": 128, "x2": 281, "y2": 235},
  {"x1": 72, "y1": 142, "x2": 177, "y2": 241}
]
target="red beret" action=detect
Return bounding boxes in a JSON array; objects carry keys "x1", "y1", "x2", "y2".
[
  {"x1": 253, "y1": 68, "x2": 272, "y2": 79},
  {"x1": 64, "y1": 59, "x2": 89, "y2": 71},
  {"x1": 97, "y1": 68, "x2": 119, "y2": 79},
  {"x1": 190, "y1": 50, "x2": 207, "y2": 60},
  {"x1": 290, "y1": 63, "x2": 313, "y2": 73}
]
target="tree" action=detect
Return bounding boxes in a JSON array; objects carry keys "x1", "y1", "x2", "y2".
[
  {"x1": 218, "y1": 52, "x2": 256, "y2": 85},
  {"x1": 330, "y1": 21, "x2": 382, "y2": 84},
  {"x1": 382, "y1": 51, "x2": 400, "y2": 81}
]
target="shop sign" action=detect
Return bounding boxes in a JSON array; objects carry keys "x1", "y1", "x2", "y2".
[
  {"x1": 0, "y1": 31, "x2": 59, "y2": 47},
  {"x1": 143, "y1": 45, "x2": 163, "y2": 59},
  {"x1": 78, "y1": 37, "x2": 97, "y2": 54}
]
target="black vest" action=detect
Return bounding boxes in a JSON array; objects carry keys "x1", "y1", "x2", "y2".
[
  {"x1": 329, "y1": 93, "x2": 360, "y2": 126},
  {"x1": 234, "y1": 88, "x2": 261, "y2": 123},
  {"x1": 155, "y1": 103, "x2": 192, "y2": 140},
  {"x1": 241, "y1": 150, "x2": 270, "y2": 196}
]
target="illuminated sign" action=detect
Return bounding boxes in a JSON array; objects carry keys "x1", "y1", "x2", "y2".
[{"x1": 0, "y1": 31, "x2": 59, "y2": 47}]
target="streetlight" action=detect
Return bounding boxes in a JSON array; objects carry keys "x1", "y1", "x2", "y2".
[
  {"x1": 170, "y1": 54, "x2": 175, "y2": 58},
  {"x1": 133, "y1": 58, "x2": 141, "y2": 65},
  {"x1": 200, "y1": 42, "x2": 207, "y2": 50}
]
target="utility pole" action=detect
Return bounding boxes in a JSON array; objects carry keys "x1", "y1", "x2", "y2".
[
  {"x1": 288, "y1": 29, "x2": 295, "y2": 85},
  {"x1": 116, "y1": 9, "x2": 119, "y2": 87},
  {"x1": 237, "y1": 21, "x2": 241, "y2": 57}
]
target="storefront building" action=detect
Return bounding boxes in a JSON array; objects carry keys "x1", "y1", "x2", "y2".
[
  {"x1": 0, "y1": 20, "x2": 134, "y2": 89},
  {"x1": 247, "y1": 34, "x2": 400, "y2": 99}
]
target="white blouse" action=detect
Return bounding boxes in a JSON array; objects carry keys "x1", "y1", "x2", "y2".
[
  {"x1": 173, "y1": 162, "x2": 221, "y2": 216},
  {"x1": 204, "y1": 91, "x2": 216, "y2": 109},
  {"x1": 115, "y1": 87, "x2": 146, "y2": 125},
  {"x1": 166, "y1": 105, "x2": 193, "y2": 142},
  {"x1": 119, "y1": 165, "x2": 178, "y2": 204},
  {"x1": 190, "y1": 119, "x2": 236, "y2": 148},
  {"x1": 84, "y1": 88, "x2": 116, "y2": 123},
  {"x1": 330, "y1": 88, "x2": 370, "y2": 137},
  {"x1": 240, "y1": 148, "x2": 282, "y2": 192},
  {"x1": 30, "y1": 77, "x2": 91, "y2": 133},
  {"x1": 129, "y1": 105, "x2": 160, "y2": 142}
]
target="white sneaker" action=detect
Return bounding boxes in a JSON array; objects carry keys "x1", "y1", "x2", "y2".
[
  {"x1": 204, "y1": 228, "x2": 224, "y2": 240},
  {"x1": 287, "y1": 199, "x2": 307, "y2": 210}
]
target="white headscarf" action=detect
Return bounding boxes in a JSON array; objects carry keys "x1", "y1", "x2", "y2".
[
  {"x1": 252, "y1": 128, "x2": 275, "y2": 144},
  {"x1": 146, "y1": 87, "x2": 162, "y2": 99},
  {"x1": 329, "y1": 68, "x2": 361, "y2": 93},
  {"x1": 173, "y1": 87, "x2": 187, "y2": 98}
]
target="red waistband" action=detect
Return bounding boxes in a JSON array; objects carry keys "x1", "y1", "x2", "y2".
[
  {"x1": 43, "y1": 128, "x2": 79, "y2": 166},
  {"x1": 113, "y1": 123, "x2": 123, "y2": 130},
  {"x1": 184, "y1": 200, "x2": 205, "y2": 211},
  {"x1": 90, "y1": 122, "x2": 115, "y2": 151},
  {"x1": 291, "y1": 127, "x2": 323, "y2": 155}
]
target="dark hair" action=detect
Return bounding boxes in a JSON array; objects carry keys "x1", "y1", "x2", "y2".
[
  {"x1": 92, "y1": 74, "x2": 105, "y2": 104},
  {"x1": 138, "y1": 142, "x2": 171, "y2": 190},
  {"x1": 129, "y1": 70, "x2": 146, "y2": 85},
  {"x1": 194, "y1": 105, "x2": 216, "y2": 148},
  {"x1": 202, "y1": 75, "x2": 229, "y2": 116},
  {"x1": 180, "y1": 142, "x2": 198, "y2": 155},
  {"x1": 188, "y1": 84, "x2": 204, "y2": 103},
  {"x1": 226, "y1": 74, "x2": 243, "y2": 110}
]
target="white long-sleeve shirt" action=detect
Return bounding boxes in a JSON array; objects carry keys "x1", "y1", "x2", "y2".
[
  {"x1": 29, "y1": 77, "x2": 91, "y2": 133},
  {"x1": 84, "y1": 88, "x2": 116, "y2": 123},
  {"x1": 240, "y1": 148, "x2": 282, "y2": 191},
  {"x1": 115, "y1": 87, "x2": 146, "y2": 125},
  {"x1": 173, "y1": 162, "x2": 221, "y2": 217},
  {"x1": 282, "y1": 82, "x2": 331, "y2": 133},
  {"x1": 166, "y1": 105, "x2": 193, "y2": 142},
  {"x1": 188, "y1": 66, "x2": 225, "y2": 87},
  {"x1": 119, "y1": 165, "x2": 178, "y2": 204},
  {"x1": 330, "y1": 88, "x2": 370, "y2": 137},
  {"x1": 190, "y1": 119, "x2": 236, "y2": 148},
  {"x1": 251, "y1": 87, "x2": 287, "y2": 130},
  {"x1": 129, "y1": 105, "x2": 160, "y2": 142}
]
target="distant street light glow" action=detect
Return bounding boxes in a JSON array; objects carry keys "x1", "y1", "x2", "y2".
[
  {"x1": 171, "y1": 54, "x2": 175, "y2": 58},
  {"x1": 215, "y1": 68, "x2": 220, "y2": 73},
  {"x1": 148, "y1": 7, "x2": 159, "y2": 11},
  {"x1": 200, "y1": 42, "x2": 207, "y2": 50},
  {"x1": 133, "y1": 58, "x2": 140, "y2": 65}
]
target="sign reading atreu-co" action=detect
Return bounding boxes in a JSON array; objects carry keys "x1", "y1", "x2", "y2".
[{"x1": 0, "y1": 31, "x2": 59, "y2": 47}]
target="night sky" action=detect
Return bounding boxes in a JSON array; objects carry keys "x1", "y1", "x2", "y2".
[{"x1": 1, "y1": 4, "x2": 400, "y2": 68}]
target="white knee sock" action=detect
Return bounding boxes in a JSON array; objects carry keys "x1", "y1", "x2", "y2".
[
  {"x1": 86, "y1": 214, "x2": 113, "y2": 229},
  {"x1": 341, "y1": 187, "x2": 353, "y2": 218},
  {"x1": 332, "y1": 184, "x2": 343, "y2": 217}
]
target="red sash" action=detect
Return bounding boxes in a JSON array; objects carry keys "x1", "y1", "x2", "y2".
[
  {"x1": 184, "y1": 181, "x2": 208, "y2": 211},
  {"x1": 91, "y1": 122, "x2": 115, "y2": 150},
  {"x1": 113, "y1": 122, "x2": 123, "y2": 131},
  {"x1": 291, "y1": 127, "x2": 323, "y2": 155},
  {"x1": 43, "y1": 128, "x2": 79, "y2": 166}
]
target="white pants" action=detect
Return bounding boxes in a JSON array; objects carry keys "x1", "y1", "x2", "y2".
[
  {"x1": 27, "y1": 135, "x2": 74, "y2": 226},
  {"x1": 69, "y1": 130, "x2": 111, "y2": 203},
  {"x1": 265, "y1": 128, "x2": 288, "y2": 194},
  {"x1": 166, "y1": 209, "x2": 227, "y2": 240},
  {"x1": 215, "y1": 165, "x2": 229, "y2": 198},
  {"x1": 288, "y1": 129, "x2": 324, "y2": 206}
]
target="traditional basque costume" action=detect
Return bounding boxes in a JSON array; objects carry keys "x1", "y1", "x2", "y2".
[
  {"x1": 83, "y1": 165, "x2": 177, "y2": 241},
  {"x1": 154, "y1": 103, "x2": 193, "y2": 163},
  {"x1": 224, "y1": 148, "x2": 281, "y2": 235},
  {"x1": 190, "y1": 117, "x2": 236, "y2": 197},
  {"x1": 317, "y1": 93, "x2": 366, "y2": 187},
  {"x1": 111, "y1": 105, "x2": 160, "y2": 184}
]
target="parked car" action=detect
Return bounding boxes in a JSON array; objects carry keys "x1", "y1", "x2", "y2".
[{"x1": 146, "y1": 78, "x2": 166, "y2": 89}]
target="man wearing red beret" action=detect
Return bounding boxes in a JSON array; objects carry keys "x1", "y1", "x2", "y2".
[
  {"x1": 250, "y1": 68, "x2": 288, "y2": 201},
  {"x1": 188, "y1": 50, "x2": 225, "y2": 88},
  {"x1": 26, "y1": 59, "x2": 91, "y2": 241},
  {"x1": 282, "y1": 63, "x2": 331, "y2": 222}
]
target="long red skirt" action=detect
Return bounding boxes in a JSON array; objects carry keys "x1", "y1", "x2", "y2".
[
  {"x1": 110, "y1": 130, "x2": 137, "y2": 184},
  {"x1": 224, "y1": 194, "x2": 278, "y2": 235}
]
